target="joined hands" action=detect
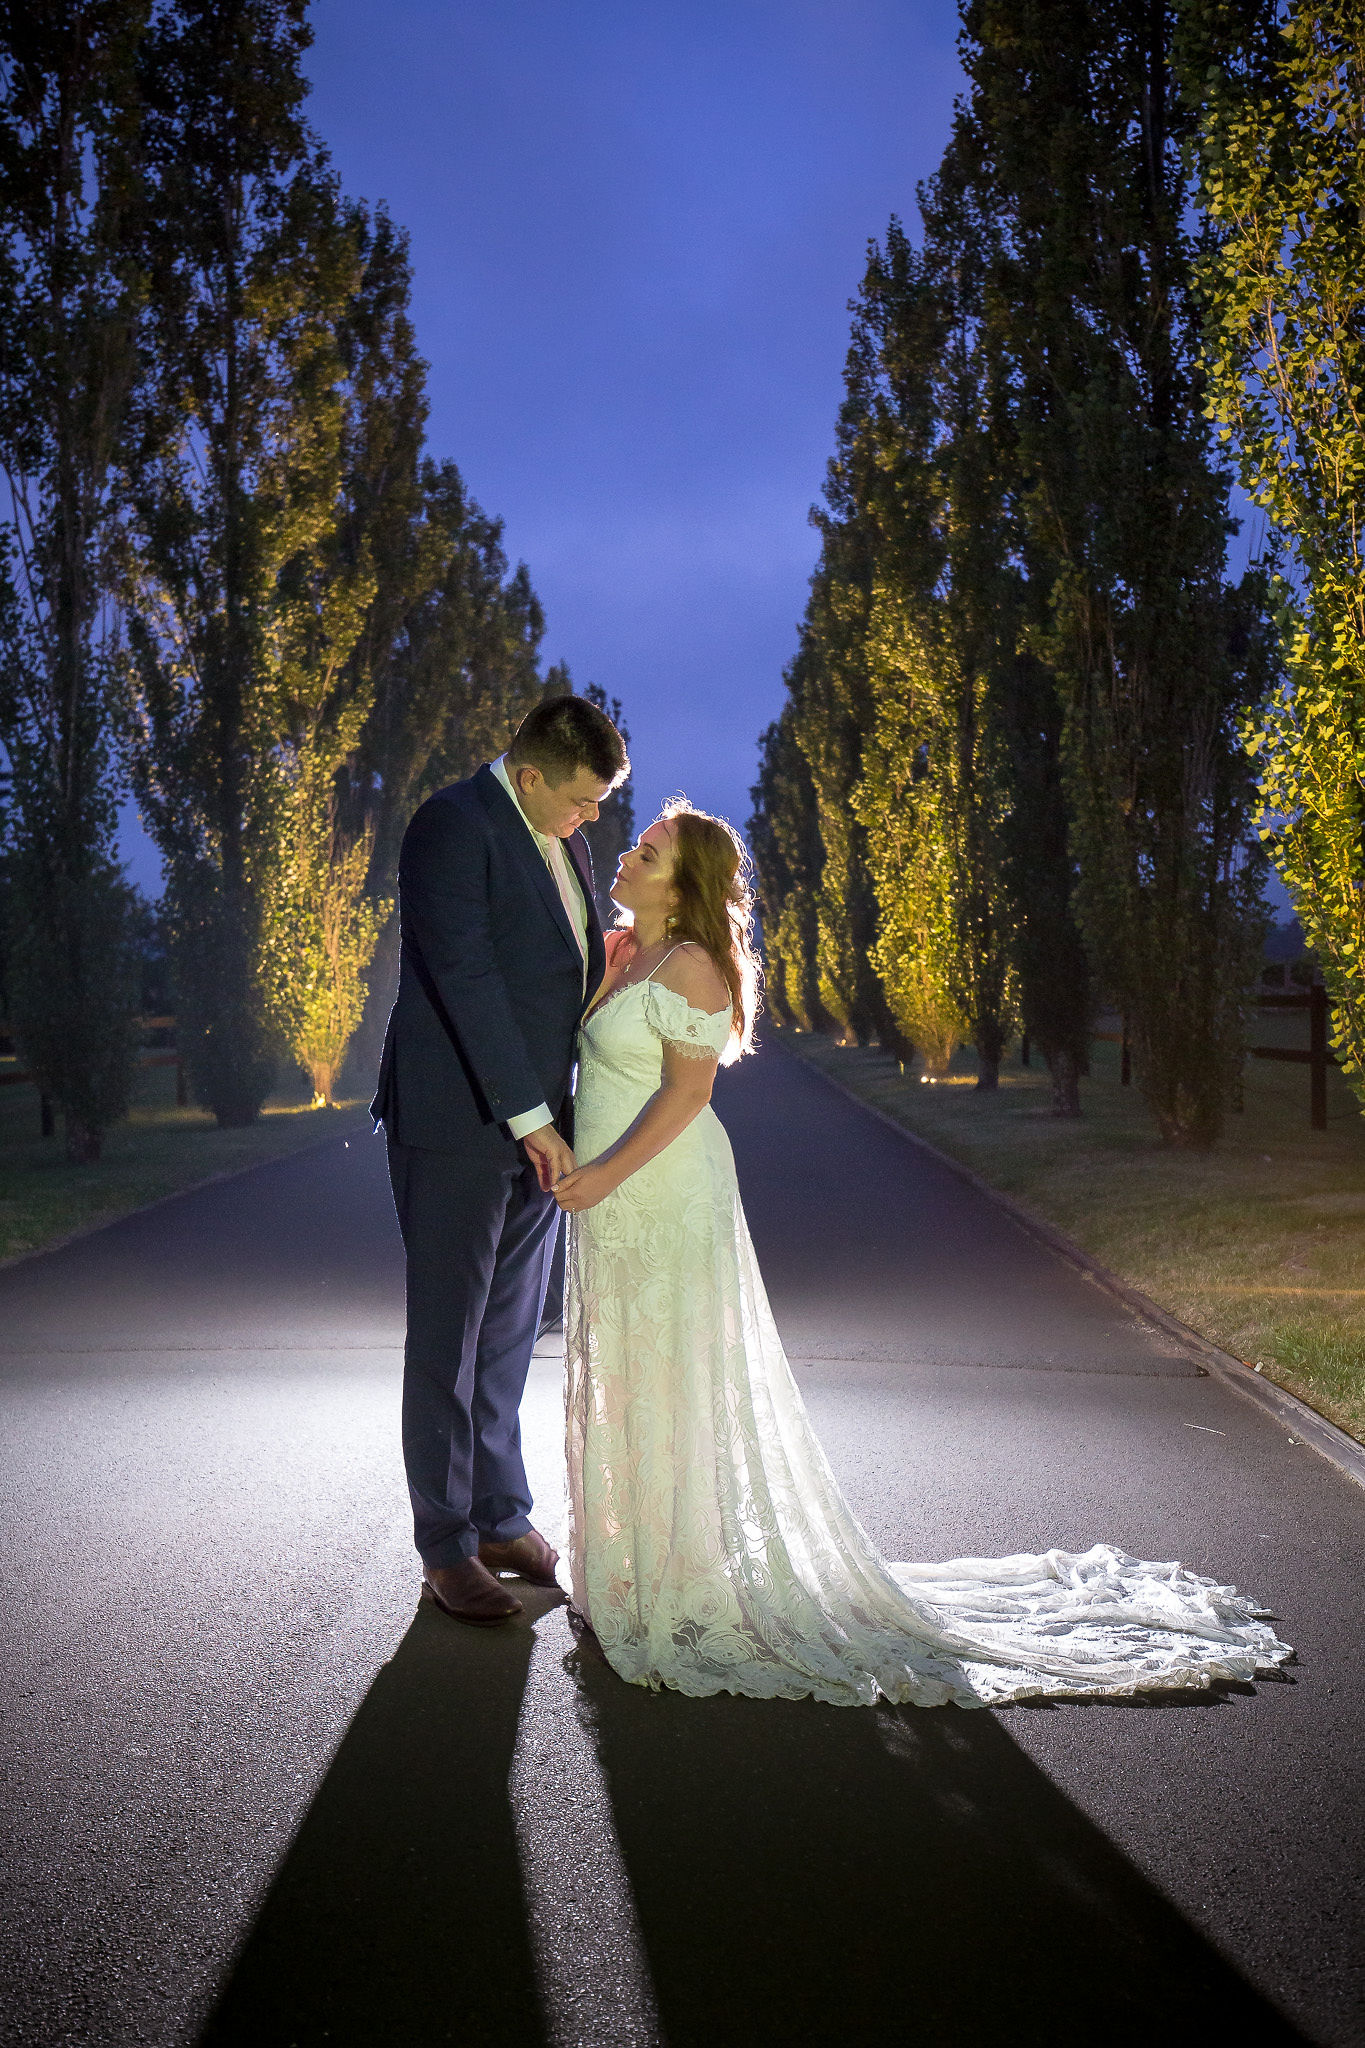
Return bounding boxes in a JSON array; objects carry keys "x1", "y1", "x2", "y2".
[
  {"x1": 523, "y1": 1123, "x2": 614, "y2": 1210},
  {"x1": 522, "y1": 1124, "x2": 576, "y2": 1193},
  {"x1": 552, "y1": 1161, "x2": 615, "y2": 1213}
]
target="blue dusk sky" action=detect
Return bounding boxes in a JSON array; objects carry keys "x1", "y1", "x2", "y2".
[
  {"x1": 300, "y1": 0, "x2": 966, "y2": 846},
  {"x1": 118, "y1": 1, "x2": 966, "y2": 888},
  {"x1": 118, "y1": 2, "x2": 1289, "y2": 917}
]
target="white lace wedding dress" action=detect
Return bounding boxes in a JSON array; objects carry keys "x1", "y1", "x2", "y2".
[{"x1": 564, "y1": 970, "x2": 1293, "y2": 1708}]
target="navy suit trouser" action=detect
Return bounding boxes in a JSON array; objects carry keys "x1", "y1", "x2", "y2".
[{"x1": 386, "y1": 1136, "x2": 561, "y2": 1567}]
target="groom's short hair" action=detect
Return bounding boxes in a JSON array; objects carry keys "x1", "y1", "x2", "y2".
[{"x1": 508, "y1": 694, "x2": 629, "y2": 789}]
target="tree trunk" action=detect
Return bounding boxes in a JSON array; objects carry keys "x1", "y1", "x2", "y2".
[
  {"x1": 64, "y1": 1116, "x2": 101, "y2": 1164},
  {"x1": 176, "y1": 892, "x2": 274, "y2": 1128},
  {"x1": 1047, "y1": 1046, "x2": 1082, "y2": 1117},
  {"x1": 974, "y1": 1016, "x2": 1007, "y2": 1090}
]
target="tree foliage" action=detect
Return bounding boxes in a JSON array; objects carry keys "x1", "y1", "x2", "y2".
[
  {"x1": 849, "y1": 192, "x2": 1021, "y2": 1091},
  {"x1": 755, "y1": 0, "x2": 1274, "y2": 1145},
  {"x1": 1, "y1": 1, "x2": 616, "y2": 1139},
  {"x1": 0, "y1": 0, "x2": 148, "y2": 1160},
  {"x1": 253, "y1": 202, "x2": 423, "y2": 1106},
  {"x1": 117, "y1": 0, "x2": 359, "y2": 1126},
  {"x1": 575, "y1": 674, "x2": 636, "y2": 921},
  {"x1": 857, "y1": 586, "x2": 971, "y2": 1073},
  {"x1": 750, "y1": 701, "x2": 828, "y2": 1031},
  {"x1": 1185, "y1": 0, "x2": 1365, "y2": 1103},
  {"x1": 790, "y1": 552, "x2": 904, "y2": 1050},
  {"x1": 961, "y1": 0, "x2": 1270, "y2": 1145},
  {"x1": 335, "y1": 451, "x2": 551, "y2": 1082}
]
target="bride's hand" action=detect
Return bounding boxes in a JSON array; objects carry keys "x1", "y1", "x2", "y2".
[{"x1": 554, "y1": 1161, "x2": 615, "y2": 1213}]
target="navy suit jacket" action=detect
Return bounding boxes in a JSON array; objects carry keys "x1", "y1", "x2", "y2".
[{"x1": 371, "y1": 764, "x2": 606, "y2": 1156}]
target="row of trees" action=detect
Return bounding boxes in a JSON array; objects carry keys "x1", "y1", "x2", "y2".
[
  {"x1": 752, "y1": 0, "x2": 1362, "y2": 1147},
  {"x1": 0, "y1": 1, "x2": 627, "y2": 1158}
]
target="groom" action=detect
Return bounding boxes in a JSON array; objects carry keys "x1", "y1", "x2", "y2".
[{"x1": 372, "y1": 695, "x2": 627, "y2": 1623}]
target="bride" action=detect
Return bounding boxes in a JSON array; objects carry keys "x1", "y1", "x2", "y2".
[{"x1": 552, "y1": 802, "x2": 1292, "y2": 1708}]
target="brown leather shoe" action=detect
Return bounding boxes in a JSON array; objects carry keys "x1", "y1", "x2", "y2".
[
  {"x1": 422, "y1": 1556, "x2": 523, "y2": 1625},
  {"x1": 478, "y1": 1527, "x2": 561, "y2": 1588}
]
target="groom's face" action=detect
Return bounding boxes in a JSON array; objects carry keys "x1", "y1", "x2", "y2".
[{"x1": 514, "y1": 763, "x2": 613, "y2": 839}]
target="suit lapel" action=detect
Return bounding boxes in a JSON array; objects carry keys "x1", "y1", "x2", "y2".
[
  {"x1": 474, "y1": 763, "x2": 585, "y2": 969},
  {"x1": 565, "y1": 830, "x2": 607, "y2": 1009}
]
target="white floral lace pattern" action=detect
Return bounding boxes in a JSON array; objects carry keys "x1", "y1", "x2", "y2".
[{"x1": 565, "y1": 980, "x2": 1293, "y2": 1708}]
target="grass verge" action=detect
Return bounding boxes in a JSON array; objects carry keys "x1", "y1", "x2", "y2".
[
  {"x1": 0, "y1": 1059, "x2": 370, "y2": 1264},
  {"x1": 779, "y1": 1023, "x2": 1365, "y2": 1446}
]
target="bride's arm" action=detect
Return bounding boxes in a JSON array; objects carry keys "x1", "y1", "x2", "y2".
[
  {"x1": 554, "y1": 1042, "x2": 716, "y2": 1210},
  {"x1": 554, "y1": 948, "x2": 727, "y2": 1212}
]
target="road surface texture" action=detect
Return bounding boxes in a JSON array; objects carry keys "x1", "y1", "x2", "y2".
[{"x1": 1, "y1": 1044, "x2": 1362, "y2": 2048}]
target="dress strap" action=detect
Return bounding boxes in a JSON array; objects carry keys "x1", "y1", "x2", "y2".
[
  {"x1": 582, "y1": 939, "x2": 688, "y2": 1026},
  {"x1": 638, "y1": 942, "x2": 686, "y2": 987}
]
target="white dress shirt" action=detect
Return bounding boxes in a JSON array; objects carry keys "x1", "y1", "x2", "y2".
[{"x1": 492, "y1": 753, "x2": 588, "y2": 1140}]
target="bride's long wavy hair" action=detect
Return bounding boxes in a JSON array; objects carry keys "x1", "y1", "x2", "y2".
[{"x1": 653, "y1": 799, "x2": 762, "y2": 1063}]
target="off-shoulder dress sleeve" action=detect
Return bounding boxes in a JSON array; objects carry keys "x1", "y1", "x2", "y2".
[{"x1": 642, "y1": 979, "x2": 732, "y2": 1061}]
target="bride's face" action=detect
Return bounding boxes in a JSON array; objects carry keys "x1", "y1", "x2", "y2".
[{"x1": 612, "y1": 818, "x2": 679, "y2": 921}]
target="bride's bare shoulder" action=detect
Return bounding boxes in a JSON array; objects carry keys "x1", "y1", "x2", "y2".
[
  {"x1": 655, "y1": 942, "x2": 730, "y2": 1014},
  {"x1": 603, "y1": 927, "x2": 633, "y2": 965}
]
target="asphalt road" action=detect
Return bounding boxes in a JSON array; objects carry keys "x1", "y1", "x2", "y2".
[{"x1": 1, "y1": 1044, "x2": 1362, "y2": 2048}]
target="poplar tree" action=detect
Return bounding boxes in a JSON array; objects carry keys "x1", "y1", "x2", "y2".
[
  {"x1": 1184, "y1": 0, "x2": 1365, "y2": 1105},
  {"x1": 857, "y1": 587, "x2": 971, "y2": 1075},
  {"x1": 337, "y1": 458, "x2": 550, "y2": 1076},
  {"x1": 119, "y1": 0, "x2": 357, "y2": 1126},
  {"x1": 828, "y1": 222, "x2": 954, "y2": 1069},
  {"x1": 965, "y1": 0, "x2": 1270, "y2": 1145},
  {"x1": 786, "y1": 394, "x2": 913, "y2": 1053},
  {"x1": 578, "y1": 677, "x2": 635, "y2": 920},
  {"x1": 996, "y1": 627, "x2": 1094, "y2": 1112},
  {"x1": 850, "y1": 197, "x2": 1020, "y2": 1090},
  {"x1": 750, "y1": 701, "x2": 828, "y2": 1031},
  {"x1": 0, "y1": 0, "x2": 147, "y2": 1161},
  {"x1": 791, "y1": 575, "x2": 893, "y2": 1045},
  {"x1": 533, "y1": 662, "x2": 634, "y2": 920},
  {"x1": 254, "y1": 203, "x2": 423, "y2": 1106}
]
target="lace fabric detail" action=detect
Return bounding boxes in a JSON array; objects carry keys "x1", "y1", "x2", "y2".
[
  {"x1": 642, "y1": 978, "x2": 732, "y2": 1060},
  {"x1": 565, "y1": 988, "x2": 1294, "y2": 1707}
]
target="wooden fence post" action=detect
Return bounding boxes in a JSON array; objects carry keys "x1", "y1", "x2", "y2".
[{"x1": 1310, "y1": 981, "x2": 1328, "y2": 1132}]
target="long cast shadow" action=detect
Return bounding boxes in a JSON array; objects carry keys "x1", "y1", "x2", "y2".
[
  {"x1": 198, "y1": 1595, "x2": 551, "y2": 2048},
  {"x1": 567, "y1": 1631, "x2": 1312, "y2": 2048},
  {"x1": 198, "y1": 1597, "x2": 1313, "y2": 2048}
]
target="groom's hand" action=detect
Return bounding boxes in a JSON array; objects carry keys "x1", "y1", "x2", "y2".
[{"x1": 523, "y1": 1124, "x2": 576, "y2": 1193}]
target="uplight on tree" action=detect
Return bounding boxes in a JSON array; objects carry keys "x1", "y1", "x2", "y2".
[{"x1": 1187, "y1": 0, "x2": 1365, "y2": 1107}]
